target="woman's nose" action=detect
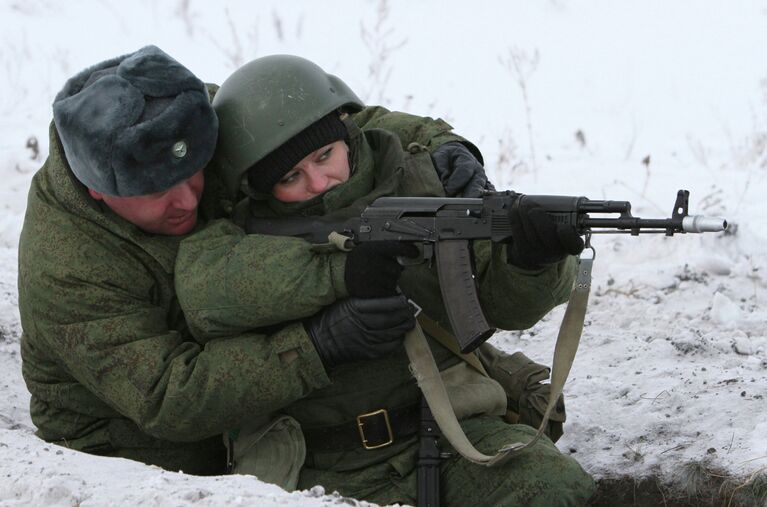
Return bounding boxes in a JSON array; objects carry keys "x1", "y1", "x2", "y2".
[{"x1": 304, "y1": 166, "x2": 329, "y2": 193}]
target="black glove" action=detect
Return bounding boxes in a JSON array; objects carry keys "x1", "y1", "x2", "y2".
[
  {"x1": 304, "y1": 296, "x2": 416, "y2": 369},
  {"x1": 506, "y1": 198, "x2": 584, "y2": 269},
  {"x1": 344, "y1": 241, "x2": 419, "y2": 298},
  {"x1": 431, "y1": 142, "x2": 495, "y2": 198}
]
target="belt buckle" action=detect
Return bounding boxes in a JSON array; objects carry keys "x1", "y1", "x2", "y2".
[{"x1": 356, "y1": 408, "x2": 394, "y2": 450}]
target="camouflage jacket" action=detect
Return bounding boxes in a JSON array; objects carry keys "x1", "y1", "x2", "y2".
[
  {"x1": 175, "y1": 124, "x2": 577, "y2": 470},
  {"x1": 18, "y1": 102, "x2": 471, "y2": 474}
]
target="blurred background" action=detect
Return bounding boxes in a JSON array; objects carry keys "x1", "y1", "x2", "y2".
[{"x1": 2, "y1": 0, "x2": 766, "y2": 192}]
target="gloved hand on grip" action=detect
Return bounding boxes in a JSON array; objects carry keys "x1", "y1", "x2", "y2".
[
  {"x1": 344, "y1": 241, "x2": 419, "y2": 298},
  {"x1": 304, "y1": 295, "x2": 416, "y2": 369},
  {"x1": 431, "y1": 142, "x2": 495, "y2": 198},
  {"x1": 506, "y1": 199, "x2": 584, "y2": 269}
]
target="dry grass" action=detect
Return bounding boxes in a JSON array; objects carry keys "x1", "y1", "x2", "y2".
[{"x1": 589, "y1": 460, "x2": 767, "y2": 507}]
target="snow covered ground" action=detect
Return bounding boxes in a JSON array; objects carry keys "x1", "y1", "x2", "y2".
[{"x1": 1, "y1": 1, "x2": 765, "y2": 505}]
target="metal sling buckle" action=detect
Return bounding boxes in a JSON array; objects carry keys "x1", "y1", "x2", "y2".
[{"x1": 356, "y1": 408, "x2": 394, "y2": 450}]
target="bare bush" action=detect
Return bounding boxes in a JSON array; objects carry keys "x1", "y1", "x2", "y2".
[
  {"x1": 499, "y1": 47, "x2": 540, "y2": 178},
  {"x1": 719, "y1": 90, "x2": 767, "y2": 171},
  {"x1": 175, "y1": 0, "x2": 198, "y2": 38},
  {"x1": 495, "y1": 128, "x2": 523, "y2": 189},
  {"x1": 697, "y1": 186, "x2": 726, "y2": 215},
  {"x1": 205, "y1": 7, "x2": 259, "y2": 71},
  {"x1": 687, "y1": 133, "x2": 711, "y2": 168},
  {"x1": 272, "y1": 9, "x2": 284, "y2": 41},
  {"x1": 0, "y1": 39, "x2": 31, "y2": 116},
  {"x1": 640, "y1": 154, "x2": 651, "y2": 198},
  {"x1": 271, "y1": 10, "x2": 303, "y2": 44},
  {"x1": 623, "y1": 118, "x2": 638, "y2": 161},
  {"x1": 359, "y1": 0, "x2": 407, "y2": 107}
]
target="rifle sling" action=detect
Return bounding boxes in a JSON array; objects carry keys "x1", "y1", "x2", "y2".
[
  {"x1": 416, "y1": 313, "x2": 488, "y2": 377},
  {"x1": 405, "y1": 255, "x2": 593, "y2": 466}
]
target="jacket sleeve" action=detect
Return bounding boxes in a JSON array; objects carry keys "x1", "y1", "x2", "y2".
[
  {"x1": 176, "y1": 219, "x2": 348, "y2": 341},
  {"x1": 21, "y1": 228, "x2": 331, "y2": 443},
  {"x1": 352, "y1": 105, "x2": 484, "y2": 164},
  {"x1": 474, "y1": 242, "x2": 577, "y2": 329},
  {"x1": 398, "y1": 242, "x2": 577, "y2": 332}
]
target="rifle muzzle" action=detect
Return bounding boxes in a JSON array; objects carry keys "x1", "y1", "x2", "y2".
[{"x1": 682, "y1": 215, "x2": 728, "y2": 233}]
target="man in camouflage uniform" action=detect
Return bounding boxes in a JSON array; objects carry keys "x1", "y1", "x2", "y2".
[
  {"x1": 17, "y1": 46, "x2": 489, "y2": 476},
  {"x1": 174, "y1": 55, "x2": 595, "y2": 505}
]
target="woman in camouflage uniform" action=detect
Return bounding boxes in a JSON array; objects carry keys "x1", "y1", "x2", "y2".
[{"x1": 175, "y1": 55, "x2": 594, "y2": 505}]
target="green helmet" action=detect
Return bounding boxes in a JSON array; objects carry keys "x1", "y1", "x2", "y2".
[{"x1": 213, "y1": 54, "x2": 364, "y2": 198}]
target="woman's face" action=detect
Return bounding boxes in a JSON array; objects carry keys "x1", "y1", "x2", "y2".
[{"x1": 271, "y1": 141, "x2": 351, "y2": 202}]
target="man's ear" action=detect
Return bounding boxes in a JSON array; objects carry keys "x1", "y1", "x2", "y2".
[{"x1": 87, "y1": 188, "x2": 104, "y2": 201}]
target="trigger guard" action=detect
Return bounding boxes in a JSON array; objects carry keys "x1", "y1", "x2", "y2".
[{"x1": 397, "y1": 243, "x2": 429, "y2": 266}]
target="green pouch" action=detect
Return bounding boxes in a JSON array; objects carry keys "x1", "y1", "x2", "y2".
[
  {"x1": 228, "y1": 415, "x2": 306, "y2": 490},
  {"x1": 441, "y1": 361, "x2": 507, "y2": 420},
  {"x1": 476, "y1": 345, "x2": 566, "y2": 442}
]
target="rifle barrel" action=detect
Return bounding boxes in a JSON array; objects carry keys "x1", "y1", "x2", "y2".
[{"x1": 580, "y1": 215, "x2": 727, "y2": 234}]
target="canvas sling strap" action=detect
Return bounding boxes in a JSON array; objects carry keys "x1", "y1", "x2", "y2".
[
  {"x1": 404, "y1": 253, "x2": 594, "y2": 467},
  {"x1": 416, "y1": 313, "x2": 488, "y2": 376}
]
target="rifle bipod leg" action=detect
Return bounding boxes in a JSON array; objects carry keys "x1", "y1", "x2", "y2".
[{"x1": 417, "y1": 396, "x2": 443, "y2": 507}]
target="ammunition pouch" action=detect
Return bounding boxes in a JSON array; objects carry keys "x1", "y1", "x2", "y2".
[
  {"x1": 476, "y1": 345, "x2": 566, "y2": 442},
  {"x1": 226, "y1": 414, "x2": 306, "y2": 490}
]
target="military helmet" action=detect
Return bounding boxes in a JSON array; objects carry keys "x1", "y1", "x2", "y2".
[{"x1": 213, "y1": 54, "x2": 364, "y2": 198}]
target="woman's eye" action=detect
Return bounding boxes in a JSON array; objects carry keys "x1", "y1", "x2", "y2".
[
  {"x1": 279, "y1": 172, "x2": 299, "y2": 185},
  {"x1": 318, "y1": 147, "x2": 333, "y2": 161}
]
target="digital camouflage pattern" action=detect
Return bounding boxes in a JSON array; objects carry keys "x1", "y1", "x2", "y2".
[
  {"x1": 18, "y1": 82, "x2": 474, "y2": 474},
  {"x1": 298, "y1": 417, "x2": 592, "y2": 507},
  {"x1": 175, "y1": 123, "x2": 595, "y2": 503},
  {"x1": 351, "y1": 105, "x2": 485, "y2": 166},
  {"x1": 177, "y1": 122, "x2": 576, "y2": 343},
  {"x1": 18, "y1": 121, "x2": 331, "y2": 475}
]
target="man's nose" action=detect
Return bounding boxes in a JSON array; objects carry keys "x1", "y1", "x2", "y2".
[{"x1": 171, "y1": 180, "x2": 200, "y2": 210}]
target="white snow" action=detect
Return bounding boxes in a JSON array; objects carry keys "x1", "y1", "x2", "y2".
[{"x1": 1, "y1": 1, "x2": 765, "y2": 505}]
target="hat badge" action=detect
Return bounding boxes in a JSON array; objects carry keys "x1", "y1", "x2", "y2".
[{"x1": 172, "y1": 140, "x2": 188, "y2": 158}]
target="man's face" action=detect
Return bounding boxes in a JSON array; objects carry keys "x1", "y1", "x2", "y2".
[{"x1": 88, "y1": 169, "x2": 205, "y2": 236}]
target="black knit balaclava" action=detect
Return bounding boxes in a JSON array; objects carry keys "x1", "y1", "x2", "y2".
[{"x1": 247, "y1": 112, "x2": 347, "y2": 194}]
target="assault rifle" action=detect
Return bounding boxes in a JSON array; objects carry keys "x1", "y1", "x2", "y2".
[{"x1": 247, "y1": 189, "x2": 727, "y2": 353}]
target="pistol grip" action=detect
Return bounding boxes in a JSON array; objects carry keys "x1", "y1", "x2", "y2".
[{"x1": 435, "y1": 240, "x2": 495, "y2": 352}]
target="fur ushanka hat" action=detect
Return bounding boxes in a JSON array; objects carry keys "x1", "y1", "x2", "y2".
[{"x1": 52, "y1": 45, "x2": 218, "y2": 197}]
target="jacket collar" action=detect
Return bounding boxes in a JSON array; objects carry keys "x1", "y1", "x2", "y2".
[{"x1": 38, "y1": 122, "x2": 181, "y2": 273}]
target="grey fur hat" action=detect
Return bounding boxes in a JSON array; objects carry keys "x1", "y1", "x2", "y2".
[{"x1": 52, "y1": 45, "x2": 218, "y2": 197}]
